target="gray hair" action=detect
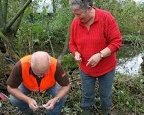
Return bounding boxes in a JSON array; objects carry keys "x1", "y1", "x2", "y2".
[
  {"x1": 31, "y1": 52, "x2": 36, "y2": 68},
  {"x1": 31, "y1": 51, "x2": 50, "y2": 69},
  {"x1": 69, "y1": 0, "x2": 93, "y2": 10}
]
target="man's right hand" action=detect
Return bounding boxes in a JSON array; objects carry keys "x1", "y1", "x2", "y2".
[{"x1": 28, "y1": 98, "x2": 38, "y2": 111}]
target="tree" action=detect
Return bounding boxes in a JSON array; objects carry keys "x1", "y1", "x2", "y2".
[
  {"x1": 0, "y1": 0, "x2": 32, "y2": 59},
  {"x1": 0, "y1": 0, "x2": 32, "y2": 90}
]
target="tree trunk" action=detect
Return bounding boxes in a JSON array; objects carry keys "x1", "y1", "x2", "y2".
[{"x1": 0, "y1": 0, "x2": 32, "y2": 94}]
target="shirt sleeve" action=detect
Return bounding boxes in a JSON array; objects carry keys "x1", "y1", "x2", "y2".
[
  {"x1": 54, "y1": 62, "x2": 70, "y2": 86},
  {"x1": 104, "y1": 12, "x2": 122, "y2": 53},
  {"x1": 6, "y1": 61, "x2": 22, "y2": 88}
]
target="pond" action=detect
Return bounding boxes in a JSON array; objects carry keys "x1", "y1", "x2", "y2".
[{"x1": 116, "y1": 45, "x2": 144, "y2": 76}]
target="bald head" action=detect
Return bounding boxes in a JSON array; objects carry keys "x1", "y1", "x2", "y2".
[{"x1": 31, "y1": 51, "x2": 50, "y2": 76}]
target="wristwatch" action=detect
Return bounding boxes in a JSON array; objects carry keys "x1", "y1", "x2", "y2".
[{"x1": 99, "y1": 51, "x2": 104, "y2": 58}]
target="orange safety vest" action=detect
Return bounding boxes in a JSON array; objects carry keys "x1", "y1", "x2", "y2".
[{"x1": 20, "y1": 55, "x2": 57, "y2": 93}]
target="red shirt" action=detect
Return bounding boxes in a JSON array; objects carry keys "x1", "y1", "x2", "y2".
[{"x1": 69, "y1": 7, "x2": 122, "y2": 76}]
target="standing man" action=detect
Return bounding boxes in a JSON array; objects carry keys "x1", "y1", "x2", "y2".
[
  {"x1": 69, "y1": 0, "x2": 122, "y2": 115},
  {"x1": 7, "y1": 51, "x2": 70, "y2": 115}
]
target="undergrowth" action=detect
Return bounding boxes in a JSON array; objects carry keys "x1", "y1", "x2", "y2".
[{"x1": 0, "y1": 71, "x2": 144, "y2": 115}]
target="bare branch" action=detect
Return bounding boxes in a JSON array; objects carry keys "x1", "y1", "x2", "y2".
[
  {"x1": 5, "y1": 0, "x2": 32, "y2": 30},
  {"x1": 11, "y1": 0, "x2": 27, "y2": 35},
  {"x1": 0, "y1": 31, "x2": 9, "y2": 44},
  {"x1": 0, "y1": 0, "x2": 4, "y2": 26},
  {"x1": 2, "y1": 0, "x2": 8, "y2": 24},
  {"x1": 58, "y1": 27, "x2": 71, "y2": 63}
]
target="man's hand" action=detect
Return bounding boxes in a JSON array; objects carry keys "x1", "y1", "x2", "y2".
[
  {"x1": 42, "y1": 97, "x2": 58, "y2": 110},
  {"x1": 27, "y1": 98, "x2": 38, "y2": 111}
]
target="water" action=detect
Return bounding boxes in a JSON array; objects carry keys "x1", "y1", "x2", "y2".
[
  {"x1": 116, "y1": 45, "x2": 144, "y2": 76},
  {"x1": 116, "y1": 53, "x2": 143, "y2": 75}
]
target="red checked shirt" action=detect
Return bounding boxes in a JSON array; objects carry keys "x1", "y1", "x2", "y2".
[{"x1": 69, "y1": 7, "x2": 122, "y2": 77}]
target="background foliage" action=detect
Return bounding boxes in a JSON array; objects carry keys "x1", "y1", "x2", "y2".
[{"x1": 14, "y1": 0, "x2": 144, "y2": 58}]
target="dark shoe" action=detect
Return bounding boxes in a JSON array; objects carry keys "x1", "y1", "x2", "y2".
[{"x1": 82, "y1": 109, "x2": 93, "y2": 115}]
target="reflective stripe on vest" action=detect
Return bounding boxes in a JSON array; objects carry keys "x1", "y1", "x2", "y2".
[{"x1": 20, "y1": 55, "x2": 57, "y2": 93}]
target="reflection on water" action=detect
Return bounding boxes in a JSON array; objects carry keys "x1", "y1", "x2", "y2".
[
  {"x1": 116, "y1": 45, "x2": 144, "y2": 76},
  {"x1": 116, "y1": 53, "x2": 143, "y2": 75}
]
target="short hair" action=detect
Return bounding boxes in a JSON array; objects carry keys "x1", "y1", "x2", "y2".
[
  {"x1": 31, "y1": 52, "x2": 36, "y2": 68},
  {"x1": 69, "y1": 0, "x2": 93, "y2": 10},
  {"x1": 31, "y1": 51, "x2": 50, "y2": 70}
]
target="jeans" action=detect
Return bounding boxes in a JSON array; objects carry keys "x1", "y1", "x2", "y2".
[
  {"x1": 80, "y1": 69, "x2": 115, "y2": 111},
  {"x1": 10, "y1": 83, "x2": 67, "y2": 115}
]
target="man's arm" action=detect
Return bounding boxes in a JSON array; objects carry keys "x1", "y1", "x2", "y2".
[
  {"x1": 42, "y1": 62, "x2": 70, "y2": 110},
  {"x1": 7, "y1": 85, "x2": 39, "y2": 111},
  {"x1": 53, "y1": 83, "x2": 70, "y2": 102},
  {"x1": 42, "y1": 83, "x2": 70, "y2": 110},
  {"x1": 7, "y1": 61, "x2": 38, "y2": 111},
  {"x1": 7, "y1": 85, "x2": 32, "y2": 103}
]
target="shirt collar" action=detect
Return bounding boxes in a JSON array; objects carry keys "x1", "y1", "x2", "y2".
[{"x1": 93, "y1": 7, "x2": 99, "y2": 22}]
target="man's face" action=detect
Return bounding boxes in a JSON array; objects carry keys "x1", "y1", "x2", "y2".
[
  {"x1": 32, "y1": 67, "x2": 48, "y2": 78},
  {"x1": 72, "y1": 7, "x2": 90, "y2": 23}
]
